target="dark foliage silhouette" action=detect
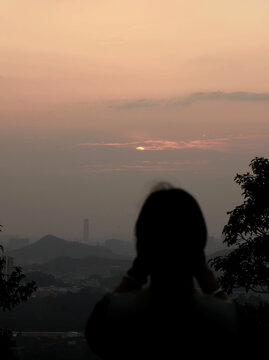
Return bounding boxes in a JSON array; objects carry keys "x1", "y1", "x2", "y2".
[
  {"x1": 0, "y1": 225, "x2": 37, "y2": 359},
  {"x1": 0, "y1": 251, "x2": 37, "y2": 311},
  {"x1": 210, "y1": 157, "x2": 269, "y2": 294}
]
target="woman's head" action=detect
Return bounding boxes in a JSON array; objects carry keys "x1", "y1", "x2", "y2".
[{"x1": 135, "y1": 184, "x2": 207, "y2": 278}]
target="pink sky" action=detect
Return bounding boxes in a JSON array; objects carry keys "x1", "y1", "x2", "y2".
[{"x1": 0, "y1": 1, "x2": 269, "y2": 246}]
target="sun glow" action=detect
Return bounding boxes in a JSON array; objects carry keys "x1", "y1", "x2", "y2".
[{"x1": 136, "y1": 146, "x2": 145, "y2": 151}]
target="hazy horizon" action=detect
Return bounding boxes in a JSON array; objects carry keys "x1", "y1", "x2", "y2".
[{"x1": 1, "y1": 1, "x2": 269, "y2": 243}]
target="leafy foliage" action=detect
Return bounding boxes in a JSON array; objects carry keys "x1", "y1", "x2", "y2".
[
  {"x1": 209, "y1": 157, "x2": 269, "y2": 294},
  {"x1": 0, "y1": 259, "x2": 37, "y2": 311},
  {"x1": 0, "y1": 224, "x2": 37, "y2": 359}
]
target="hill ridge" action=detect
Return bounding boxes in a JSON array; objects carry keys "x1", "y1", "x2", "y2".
[{"x1": 8, "y1": 234, "x2": 121, "y2": 265}]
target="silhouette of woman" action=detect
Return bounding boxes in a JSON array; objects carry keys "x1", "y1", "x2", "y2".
[{"x1": 85, "y1": 184, "x2": 255, "y2": 360}]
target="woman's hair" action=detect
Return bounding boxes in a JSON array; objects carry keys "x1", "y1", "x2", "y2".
[{"x1": 135, "y1": 184, "x2": 207, "y2": 277}]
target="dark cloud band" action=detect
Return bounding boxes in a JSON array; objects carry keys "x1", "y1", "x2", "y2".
[{"x1": 114, "y1": 91, "x2": 269, "y2": 109}]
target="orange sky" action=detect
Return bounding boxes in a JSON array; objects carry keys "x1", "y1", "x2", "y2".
[
  {"x1": 0, "y1": 1, "x2": 269, "y2": 245},
  {"x1": 1, "y1": 0, "x2": 269, "y2": 104}
]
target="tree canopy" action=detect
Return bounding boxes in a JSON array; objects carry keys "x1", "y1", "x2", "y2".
[
  {"x1": 0, "y1": 255, "x2": 37, "y2": 311},
  {"x1": 210, "y1": 157, "x2": 269, "y2": 294},
  {"x1": 0, "y1": 225, "x2": 37, "y2": 359}
]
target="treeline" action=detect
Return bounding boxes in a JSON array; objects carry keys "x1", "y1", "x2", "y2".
[
  {"x1": 0, "y1": 288, "x2": 105, "y2": 332},
  {"x1": 16, "y1": 337, "x2": 100, "y2": 360}
]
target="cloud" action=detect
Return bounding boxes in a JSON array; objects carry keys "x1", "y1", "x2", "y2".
[
  {"x1": 76, "y1": 134, "x2": 269, "y2": 174},
  {"x1": 142, "y1": 138, "x2": 229, "y2": 151},
  {"x1": 79, "y1": 137, "x2": 230, "y2": 152},
  {"x1": 172, "y1": 91, "x2": 269, "y2": 106},
  {"x1": 114, "y1": 98, "x2": 160, "y2": 109},
  {"x1": 80, "y1": 160, "x2": 209, "y2": 173},
  {"x1": 79, "y1": 134, "x2": 269, "y2": 158},
  {"x1": 112, "y1": 91, "x2": 269, "y2": 109},
  {"x1": 79, "y1": 141, "x2": 138, "y2": 147}
]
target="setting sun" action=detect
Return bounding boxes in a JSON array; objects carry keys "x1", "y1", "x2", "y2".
[{"x1": 136, "y1": 147, "x2": 145, "y2": 151}]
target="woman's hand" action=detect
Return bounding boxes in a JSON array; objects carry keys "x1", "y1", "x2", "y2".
[
  {"x1": 114, "y1": 255, "x2": 149, "y2": 294},
  {"x1": 194, "y1": 252, "x2": 228, "y2": 300}
]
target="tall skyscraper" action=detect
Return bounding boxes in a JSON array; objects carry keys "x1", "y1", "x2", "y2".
[{"x1": 83, "y1": 219, "x2": 89, "y2": 243}]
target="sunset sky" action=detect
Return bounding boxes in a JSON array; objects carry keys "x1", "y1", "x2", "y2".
[{"x1": 1, "y1": 1, "x2": 269, "y2": 247}]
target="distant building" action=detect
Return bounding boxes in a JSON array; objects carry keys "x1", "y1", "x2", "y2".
[
  {"x1": 7, "y1": 238, "x2": 29, "y2": 251},
  {"x1": 83, "y1": 219, "x2": 89, "y2": 243}
]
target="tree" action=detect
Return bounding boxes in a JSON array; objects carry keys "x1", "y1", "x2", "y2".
[
  {"x1": 0, "y1": 254, "x2": 37, "y2": 311},
  {"x1": 0, "y1": 225, "x2": 37, "y2": 359},
  {"x1": 209, "y1": 157, "x2": 269, "y2": 295},
  {"x1": 0, "y1": 226, "x2": 37, "y2": 310}
]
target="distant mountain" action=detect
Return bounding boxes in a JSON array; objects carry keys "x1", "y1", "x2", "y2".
[
  {"x1": 104, "y1": 238, "x2": 135, "y2": 257},
  {"x1": 206, "y1": 247, "x2": 232, "y2": 260},
  {"x1": 205, "y1": 236, "x2": 226, "y2": 256},
  {"x1": 24, "y1": 271, "x2": 66, "y2": 287},
  {"x1": 8, "y1": 234, "x2": 123, "y2": 265}
]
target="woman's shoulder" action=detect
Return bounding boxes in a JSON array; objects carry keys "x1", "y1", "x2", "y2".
[{"x1": 191, "y1": 293, "x2": 246, "y2": 334}]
